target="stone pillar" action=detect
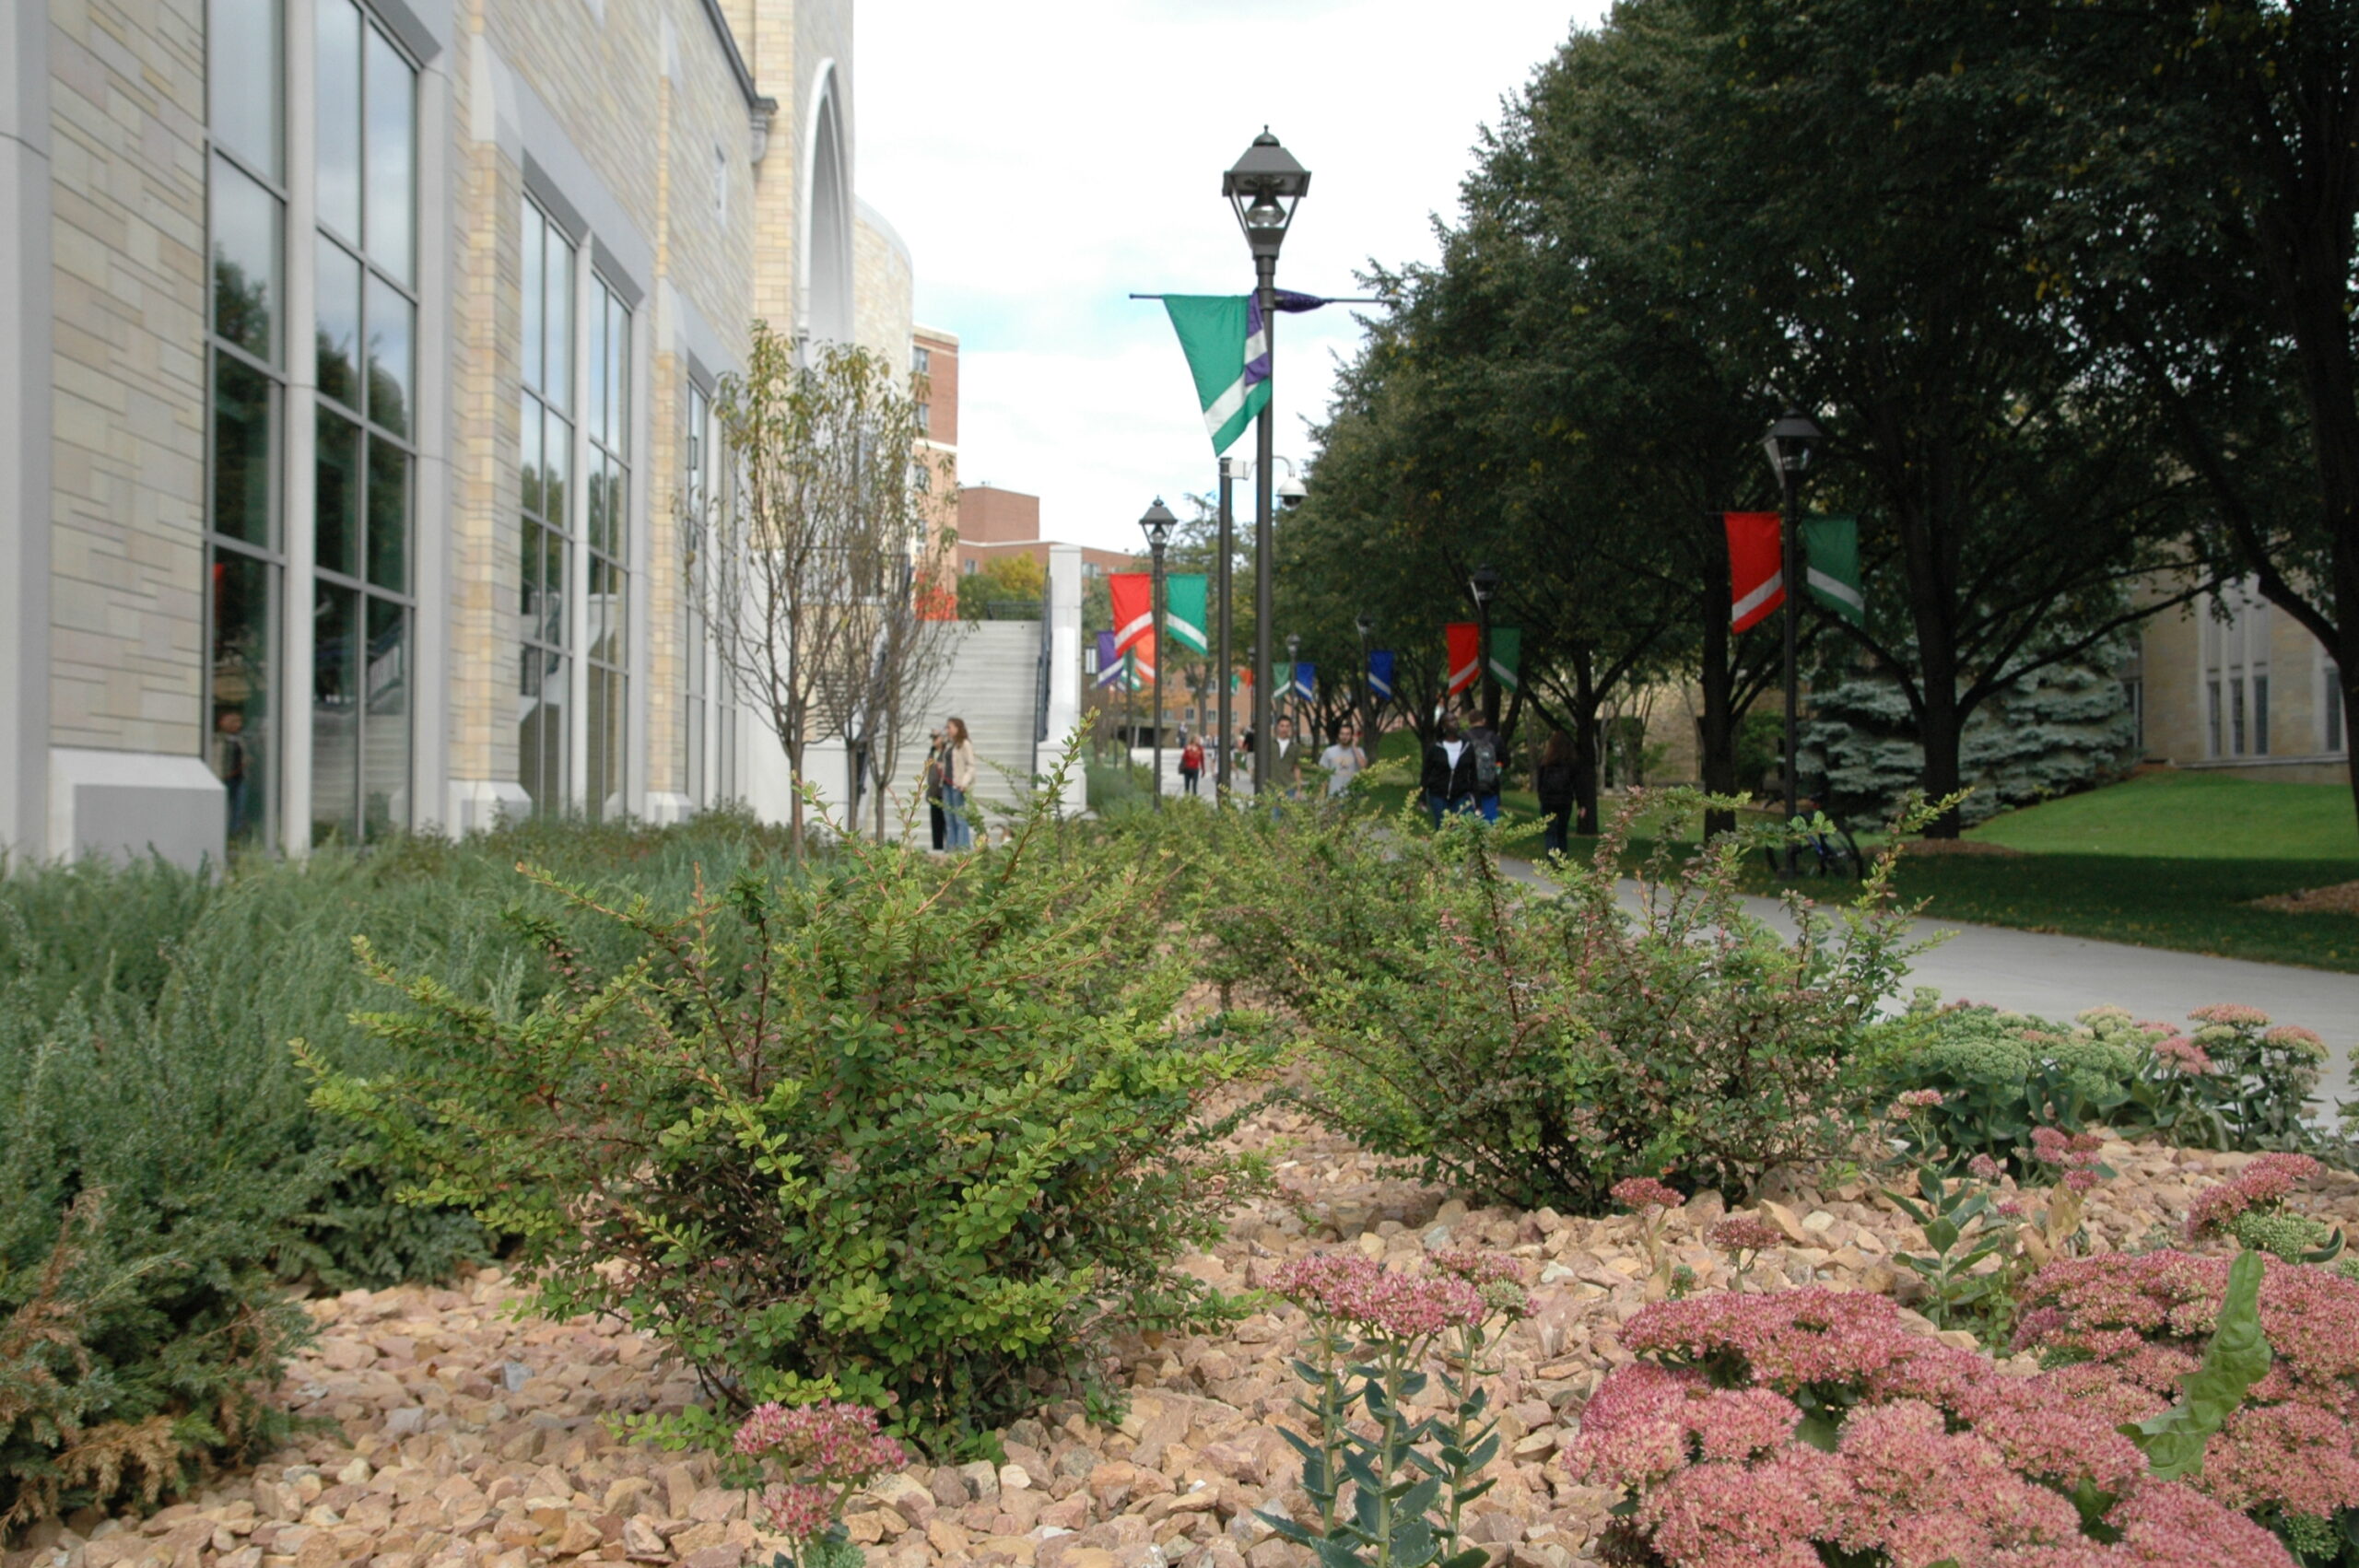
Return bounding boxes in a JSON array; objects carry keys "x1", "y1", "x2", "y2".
[{"x1": 1038, "y1": 544, "x2": 1083, "y2": 807}]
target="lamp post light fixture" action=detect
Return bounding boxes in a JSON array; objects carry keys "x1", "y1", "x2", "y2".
[
  {"x1": 1761, "y1": 407, "x2": 1825, "y2": 874},
  {"x1": 1225, "y1": 129, "x2": 1309, "y2": 798},
  {"x1": 1469, "y1": 564, "x2": 1502, "y2": 729},
  {"x1": 1140, "y1": 497, "x2": 1177, "y2": 808}
]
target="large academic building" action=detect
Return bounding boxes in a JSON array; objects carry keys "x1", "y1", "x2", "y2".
[{"x1": 0, "y1": 0, "x2": 918, "y2": 867}]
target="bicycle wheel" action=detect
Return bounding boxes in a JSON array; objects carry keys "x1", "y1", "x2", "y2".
[{"x1": 1830, "y1": 827, "x2": 1865, "y2": 880}]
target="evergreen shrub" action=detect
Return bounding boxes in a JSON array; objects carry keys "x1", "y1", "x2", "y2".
[
  {"x1": 1800, "y1": 651, "x2": 2140, "y2": 830},
  {"x1": 0, "y1": 813, "x2": 792, "y2": 1527},
  {"x1": 311, "y1": 784, "x2": 1274, "y2": 1457}
]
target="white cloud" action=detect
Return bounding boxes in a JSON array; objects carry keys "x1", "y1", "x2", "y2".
[{"x1": 855, "y1": 0, "x2": 1602, "y2": 553}]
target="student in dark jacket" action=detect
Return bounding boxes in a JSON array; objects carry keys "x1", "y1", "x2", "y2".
[
  {"x1": 1420, "y1": 719, "x2": 1476, "y2": 826},
  {"x1": 1535, "y1": 728, "x2": 1577, "y2": 858}
]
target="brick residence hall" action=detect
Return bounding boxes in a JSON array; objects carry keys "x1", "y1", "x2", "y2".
[{"x1": 1, "y1": 0, "x2": 921, "y2": 868}]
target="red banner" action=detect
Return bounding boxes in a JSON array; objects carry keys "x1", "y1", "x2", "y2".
[
  {"x1": 1726, "y1": 511, "x2": 1784, "y2": 633},
  {"x1": 1109, "y1": 573, "x2": 1154, "y2": 657},
  {"x1": 1445, "y1": 622, "x2": 1481, "y2": 696}
]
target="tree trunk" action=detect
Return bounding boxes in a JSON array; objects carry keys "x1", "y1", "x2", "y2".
[
  {"x1": 1697, "y1": 576, "x2": 1740, "y2": 839},
  {"x1": 1916, "y1": 673, "x2": 1966, "y2": 839},
  {"x1": 2339, "y1": 572, "x2": 2359, "y2": 837},
  {"x1": 1571, "y1": 648, "x2": 1602, "y2": 836},
  {"x1": 787, "y1": 737, "x2": 807, "y2": 859}
]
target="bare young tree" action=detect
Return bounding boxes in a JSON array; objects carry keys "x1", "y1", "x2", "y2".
[{"x1": 683, "y1": 326, "x2": 951, "y2": 855}]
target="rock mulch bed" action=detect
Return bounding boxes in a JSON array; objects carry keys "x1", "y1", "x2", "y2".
[
  {"x1": 14, "y1": 1110, "x2": 2359, "y2": 1568},
  {"x1": 2253, "y1": 879, "x2": 2359, "y2": 917}
]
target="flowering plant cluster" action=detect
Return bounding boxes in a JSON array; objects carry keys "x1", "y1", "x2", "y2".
[
  {"x1": 731, "y1": 1401, "x2": 906, "y2": 1568},
  {"x1": 2184, "y1": 1154, "x2": 2344, "y2": 1264},
  {"x1": 1265, "y1": 1250, "x2": 1529, "y2": 1567},
  {"x1": 2157, "y1": 1006, "x2": 2332, "y2": 1154},
  {"x1": 1871, "y1": 996, "x2": 2152, "y2": 1173},
  {"x1": 1708, "y1": 1215, "x2": 1786, "y2": 1291},
  {"x1": 2017, "y1": 1249, "x2": 2359, "y2": 1562},
  {"x1": 1614, "y1": 1176, "x2": 1684, "y2": 1276},
  {"x1": 1570, "y1": 1285, "x2": 2294, "y2": 1567}
]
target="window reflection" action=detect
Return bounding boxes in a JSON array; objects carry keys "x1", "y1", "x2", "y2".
[
  {"x1": 316, "y1": 234, "x2": 361, "y2": 408},
  {"x1": 314, "y1": 0, "x2": 361, "y2": 238},
  {"x1": 211, "y1": 159, "x2": 280, "y2": 364}
]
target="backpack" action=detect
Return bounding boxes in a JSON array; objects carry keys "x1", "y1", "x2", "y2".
[{"x1": 1469, "y1": 734, "x2": 1502, "y2": 795}]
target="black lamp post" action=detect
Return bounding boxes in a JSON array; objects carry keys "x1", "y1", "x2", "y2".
[
  {"x1": 1762, "y1": 407, "x2": 1825, "y2": 873},
  {"x1": 1140, "y1": 497, "x2": 1176, "y2": 808},
  {"x1": 1469, "y1": 564, "x2": 1501, "y2": 729},
  {"x1": 1215, "y1": 457, "x2": 1236, "y2": 794},
  {"x1": 1225, "y1": 129, "x2": 1309, "y2": 797},
  {"x1": 1355, "y1": 613, "x2": 1376, "y2": 754}
]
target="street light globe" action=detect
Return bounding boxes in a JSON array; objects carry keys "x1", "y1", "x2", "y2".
[
  {"x1": 1138, "y1": 497, "x2": 1177, "y2": 548},
  {"x1": 1470, "y1": 564, "x2": 1501, "y2": 606},
  {"x1": 1761, "y1": 407, "x2": 1825, "y2": 477}
]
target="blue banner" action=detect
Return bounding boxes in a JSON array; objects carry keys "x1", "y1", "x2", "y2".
[
  {"x1": 1293, "y1": 662, "x2": 1315, "y2": 701},
  {"x1": 1367, "y1": 649, "x2": 1394, "y2": 701}
]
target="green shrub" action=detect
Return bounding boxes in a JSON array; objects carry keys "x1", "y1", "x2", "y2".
[
  {"x1": 311, "y1": 783, "x2": 1276, "y2": 1457},
  {"x1": 1872, "y1": 998, "x2": 2343, "y2": 1170},
  {"x1": 1869, "y1": 996, "x2": 2149, "y2": 1170},
  {"x1": 0, "y1": 813, "x2": 801, "y2": 1528},
  {"x1": 1182, "y1": 793, "x2": 1919, "y2": 1211}
]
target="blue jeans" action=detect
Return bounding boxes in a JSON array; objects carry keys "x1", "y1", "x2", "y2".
[
  {"x1": 942, "y1": 785, "x2": 973, "y2": 849},
  {"x1": 1476, "y1": 792, "x2": 1500, "y2": 824}
]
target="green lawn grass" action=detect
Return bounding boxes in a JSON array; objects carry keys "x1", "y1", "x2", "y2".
[
  {"x1": 1353, "y1": 737, "x2": 2359, "y2": 972},
  {"x1": 1963, "y1": 769, "x2": 2359, "y2": 860}
]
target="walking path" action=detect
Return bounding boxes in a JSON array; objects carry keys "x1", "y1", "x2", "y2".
[{"x1": 1502, "y1": 858, "x2": 2359, "y2": 1109}]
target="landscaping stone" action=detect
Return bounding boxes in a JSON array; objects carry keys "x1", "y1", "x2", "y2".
[{"x1": 27, "y1": 1104, "x2": 2357, "y2": 1568}]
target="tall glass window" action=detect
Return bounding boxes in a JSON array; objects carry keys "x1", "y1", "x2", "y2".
[
  {"x1": 2328, "y1": 660, "x2": 2345, "y2": 755},
  {"x1": 311, "y1": 0, "x2": 417, "y2": 844},
  {"x1": 205, "y1": 0, "x2": 287, "y2": 851},
  {"x1": 680, "y1": 383, "x2": 710, "y2": 806},
  {"x1": 519, "y1": 200, "x2": 575, "y2": 813},
  {"x1": 2202, "y1": 581, "x2": 2271, "y2": 759},
  {"x1": 584, "y1": 283, "x2": 631, "y2": 820}
]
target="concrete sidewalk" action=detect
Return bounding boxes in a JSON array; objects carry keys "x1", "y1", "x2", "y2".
[{"x1": 1505, "y1": 858, "x2": 2359, "y2": 1108}]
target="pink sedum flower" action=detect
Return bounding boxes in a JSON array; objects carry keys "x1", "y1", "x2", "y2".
[
  {"x1": 2190, "y1": 1003, "x2": 2274, "y2": 1028},
  {"x1": 2185, "y1": 1153, "x2": 2320, "y2": 1242},
  {"x1": 2151, "y1": 1034, "x2": 2213, "y2": 1075},
  {"x1": 1895, "y1": 1088, "x2": 1945, "y2": 1110},
  {"x1": 1708, "y1": 1216, "x2": 1786, "y2": 1256},
  {"x1": 1270, "y1": 1251, "x2": 1488, "y2": 1339},
  {"x1": 1613, "y1": 1176, "x2": 1684, "y2": 1212}
]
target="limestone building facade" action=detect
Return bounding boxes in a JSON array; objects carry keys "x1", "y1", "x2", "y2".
[{"x1": 0, "y1": 0, "x2": 916, "y2": 865}]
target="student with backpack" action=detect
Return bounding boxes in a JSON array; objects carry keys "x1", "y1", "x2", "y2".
[
  {"x1": 1464, "y1": 715, "x2": 1505, "y2": 823},
  {"x1": 1535, "y1": 728, "x2": 1577, "y2": 858},
  {"x1": 1178, "y1": 731, "x2": 1204, "y2": 796},
  {"x1": 1420, "y1": 718, "x2": 1477, "y2": 825}
]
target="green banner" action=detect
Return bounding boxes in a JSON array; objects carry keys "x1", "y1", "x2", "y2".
[
  {"x1": 1803, "y1": 515, "x2": 1864, "y2": 626},
  {"x1": 1163, "y1": 574, "x2": 1209, "y2": 654},
  {"x1": 1488, "y1": 626, "x2": 1521, "y2": 691}
]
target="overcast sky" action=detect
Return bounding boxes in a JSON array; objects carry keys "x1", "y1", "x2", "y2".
[{"x1": 855, "y1": 1, "x2": 1602, "y2": 556}]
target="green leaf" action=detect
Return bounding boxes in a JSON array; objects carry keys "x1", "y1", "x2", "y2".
[{"x1": 2119, "y1": 1248, "x2": 2271, "y2": 1481}]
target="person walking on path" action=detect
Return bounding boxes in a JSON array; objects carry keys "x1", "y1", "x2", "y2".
[
  {"x1": 1535, "y1": 728, "x2": 1577, "y2": 858},
  {"x1": 922, "y1": 727, "x2": 949, "y2": 850},
  {"x1": 942, "y1": 718, "x2": 978, "y2": 850},
  {"x1": 1319, "y1": 723, "x2": 1367, "y2": 797},
  {"x1": 1464, "y1": 713, "x2": 1505, "y2": 824},
  {"x1": 1272, "y1": 716, "x2": 1304, "y2": 799},
  {"x1": 1179, "y1": 731, "x2": 1204, "y2": 796},
  {"x1": 1421, "y1": 719, "x2": 1475, "y2": 826}
]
